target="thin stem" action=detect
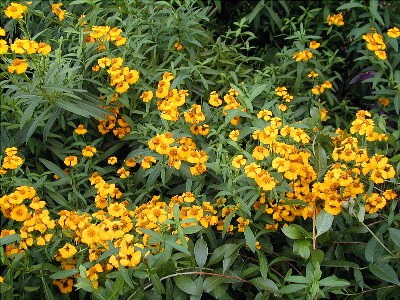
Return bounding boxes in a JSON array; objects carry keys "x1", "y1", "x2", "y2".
[
  {"x1": 312, "y1": 207, "x2": 316, "y2": 250},
  {"x1": 143, "y1": 271, "x2": 248, "y2": 291},
  {"x1": 360, "y1": 221, "x2": 395, "y2": 257},
  {"x1": 344, "y1": 284, "x2": 399, "y2": 297}
]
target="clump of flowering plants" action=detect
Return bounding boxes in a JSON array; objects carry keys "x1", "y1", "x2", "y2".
[{"x1": 0, "y1": 1, "x2": 399, "y2": 299}]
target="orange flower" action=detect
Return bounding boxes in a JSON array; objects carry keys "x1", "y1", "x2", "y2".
[{"x1": 64, "y1": 156, "x2": 78, "y2": 167}]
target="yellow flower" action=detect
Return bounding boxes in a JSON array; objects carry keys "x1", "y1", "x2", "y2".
[
  {"x1": 0, "y1": 40, "x2": 8, "y2": 54},
  {"x1": 327, "y1": 12, "x2": 344, "y2": 26},
  {"x1": 374, "y1": 50, "x2": 387, "y2": 60},
  {"x1": 232, "y1": 155, "x2": 247, "y2": 168},
  {"x1": 82, "y1": 145, "x2": 97, "y2": 157},
  {"x1": 64, "y1": 156, "x2": 78, "y2": 167},
  {"x1": 10, "y1": 204, "x2": 29, "y2": 221},
  {"x1": 108, "y1": 156, "x2": 118, "y2": 165},
  {"x1": 141, "y1": 156, "x2": 156, "y2": 169},
  {"x1": 53, "y1": 278, "x2": 73, "y2": 294},
  {"x1": 209, "y1": 91, "x2": 222, "y2": 107},
  {"x1": 8, "y1": 58, "x2": 28, "y2": 74},
  {"x1": 5, "y1": 147, "x2": 18, "y2": 156},
  {"x1": 308, "y1": 71, "x2": 319, "y2": 78},
  {"x1": 140, "y1": 90, "x2": 153, "y2": 102},
  {"x1": 2, "y1": 155, "x2": 23, "y2": 169},
  {"x1": 0, "y1": 27, "x2": 5, "y2": 36},
  {"x1": 51, "y1": 3, "x2": 66, "y2": 21},
  {"x1": 378, "y1": 97, "x2": 390, "y2": 107},
  {"x1": 229, "y1": 130, "x2": 240, "y2": 141},
  {"x1": 293, "y1": 50, "x2": 313, "y2": 61},
  {"x1": 117, "y1": 167, "x2": 130, "y2": 178},
  {"x1": 37, "y1": 42, "x2": 51, "y2": 55},
  {"x1": 59, "y1": 243, "x2": 77, "y2": 259},
  {"x1": 309, "y1": 41, "x2": 320, "y2": 49},
  {"x1": 387, "y1": 27, "x2": 400, "y2": 38},
  {"x1": 74, "y1": 124, "x2": 87, "y2": 134},
  {"x1": 174, "y1": 41, "x2": 183, "y2": 51},
  {"x1": 0, "y1": 276, "x2": 3, "y2": 283},
  {"x1": 4, "y1": 2, "x2": 28, "y2": 19}
]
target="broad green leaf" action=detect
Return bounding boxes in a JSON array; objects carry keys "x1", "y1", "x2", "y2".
[
  {"x1": 174, "y1": 276, "x2": 199, "y2": 295},
  {"x1": 244, "y1": 226, "x2": 256, "y2": 252},
  {"x1": 150, "y1": 274, "x2": 165, "y2": 295},
  {"x1": 41, "y1": 277, "x2": 56, "y2": 300},
  {"x1": 39, "y1": 158, "x2": 68, "y2": 179},
  {"x1": 315, "y1": 210, "x2": 334, "y2": 237},
  {"x1": 369, "y1": 0, "x2": 385, "y2": 26},
  {"x1": 280, "y1": 284, "x2": 308, "y2": 294},
  {"x1": 0, "y1": 234, "x2": 20, "y2": 246},
  {"x1": 281, "y1": 225, "x2": 303, "y2": 239},
  {"x1": 203, "y1": 276, "x2": 223, "y2": 293},
  {"x1": 319, "y1": 275, "x2": 350, "y2": 287},
  {"x1": 119, "y1": 266, "x2": 135, "y2": 289},
  {"x1": 369, "y1": 262, "x2": 400, "y2": 284},
  {"x1": 258, "y1": 251, "x2": 269, "y2": 280},
  {"x1": 336, "y1": 2, "x2": 365, "y2": 10},
  {"x1": 293, "y1": 239, "x2": 311, "y2": 259},
  {"x1": 313, "y1": 144, "x2": 327, "y2": 180},
  {"x1": 50, "y1": 269, "x2": 79, "y2": 280},
  {"x1": 388, "y1": 228, "x2": 400, "y2": 247},
  {"x1": 194, "y1": 238, "x2": 208, "y2": 268},
  {"x1": 249, "y1": 277, "x2": 279, "y2": 293}
]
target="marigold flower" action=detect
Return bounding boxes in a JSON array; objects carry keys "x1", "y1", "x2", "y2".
[
  {"x1": 327, "y1": 12, "x2": 344, "y2": 26},
  {"x1": 2, "y1": 155, "x2": 23, "y2": 169},
  {"x1": 0, "y1": 27, "x2": 5, "y2": 36},
  {"x1": 53, "y1": 278, "x2": 73, "y2": 294},
  {"x1": 74, "y1": 124, "x2": 87, "y2": 134},
  {"x1": 0, "y1": 40, "x2": 8, "y2": 54},
  {"x1": 141, "y1": 156, "x2": 156, "y2": 169},
  {"x1": 8, "y1": 58, "x2": 28, "y2": 74},
  {"x1": 174, "y1": 41, "x2": 183, "y2": 51},
  {"x1": 4, "y1": 2, "x2": 28, "y2": 19},
  {"x1": 229, "y1": 130, "x2": 240, "y2": 141},
  {"x1": 309, "y1": 41, "x2": 320, "y2": 49},
  {"x1": 117, "y1": 167, "x2": 130, "y2": 178},
  {"x1": 51, "y1": 3, "x2": 66, "y2": 21},
  {"x1": 293, "y1": 50, "x2": 313, "y2": 62},
  {"x1": 387, "y1": 27, "x2": 400, "y2": 38},
  {"x1": 108, "y1": 156, "x2": 118, "y2": 165},
  {"x1": 232, "y1": 155, "x2": 247, "y2": 168},
  {"x1": 82, "y1": 145, "x2": 97, "y2": 157},
  {"x1": 10, "y1": 204, "x2": 29, "y2": 221},
  {"x1": 308, "y1": 71, "x2": 319, "y2": 78},
  {"x1": 140, "y1": 91, "x2": 153, "y2": 102},
  {"x1": 64, "y1": 156, "x2": 78, "y2": 167},
  {"x1": 36, "y1": 42, "x2": 51, "y2": 55},
  {"x1": 59, "y1": 243, "x2": 77, "y2": 259},
  {"x1": 378, "y1": 97, "x2": 390, "y2": 107}
]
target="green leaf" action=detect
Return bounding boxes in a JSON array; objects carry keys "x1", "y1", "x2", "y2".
[
  {"x1": 203, "y1": 276, "x2": 223, "y2": 293},
  {"x1": 0, "y1": 234, "x2": 20, "y2": 246},
  {"x1": 249, "y1": 277, "x2": 279, "y2": 293},
  {"x1": 293, "y1": 239, "x2": 311, "y2": 259},
  {"x1": 194, "y1": 238, "x2": 208, "y2": 268},
  {"x1": 281, "y1": 225, "x2": 303, "y2": 239},
  {"x1": 369, "y1": 262, "x2": 400, "y2": 284},
  {"x1": 50, "y1": 269, "x2": 79, "y2": 280},
  {"x1": 39, "y1": 158, "x2": 68, "y2": 179},
  {"x1": 313, "y1": 144, "x2": 327, "y2": 180},
  {"x1": 388, "y1": 228, "x2": 400, "y2": 248},
  {"x1": 41, "y1": 277, "x2": 56, "y2": 300},
  {"x1": 150, "y1": 274, "x2": 165, "y2": 295},
  {"x1": 280, "y1": 284, "x2": 308, "y2": 294},
  {"x1": 244, "y1": 226, "x2": 256, "y2": 252},
  {"x1": 319, "y1": 275, "x2": 350, "y2": 287},
  {"x1": 174, "y1": 276, "x2": 199, "y2": 295},
  {"x1": 336, "y1": 2, "x2": 365, "y2": 10},
  {"x1": 258, "y1": 251, "x2": 269, "y2": 280},
  {"x1": 119, "y1": 266, "x2": 135, "y2": 289},
  {"x1": 369, "y1": 0, "x2": 385, "y2": 26},
  {"x1": 315, "y1": 210, "x2": 334, "y2": 237}
]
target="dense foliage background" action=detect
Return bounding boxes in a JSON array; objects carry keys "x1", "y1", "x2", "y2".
[{"x1": 0, "y1": 0, "x2": 399, "y2": 299}]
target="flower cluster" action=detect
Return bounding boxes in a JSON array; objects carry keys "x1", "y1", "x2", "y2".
[
  {"x1": 4, "y1": 2, "x2": 28, "y2": 19},
  {"x1": 293, "y1": 49, "x2": 313, "y2": 61},
  {"x1": 86, "y1": 25, "x2": 127, "y2": 48},
  {"x1": 311, "y1": 80, "x2": 333, "y2": 95},
  {"x1": 275, "y1": 86, "x2": 294, "y2": 102},
  {"x1": 148, "y1": 132, "x2": 208, "y2": 175},
  {"x1": 362, "y1": 31, "x2": 387, "y2": 60},
  {"x1": 1, "y1": 147, "x2": 23, "y2": 172},
  {"x1": 51, "y1": 3, "x2": 66, "y2": 21},
  {"x1": 326, "y1": 12, "x2": 344, "y2": 26},
  {"x1": 96, "y1": 56, "x2": 139, "y2": 93}
]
